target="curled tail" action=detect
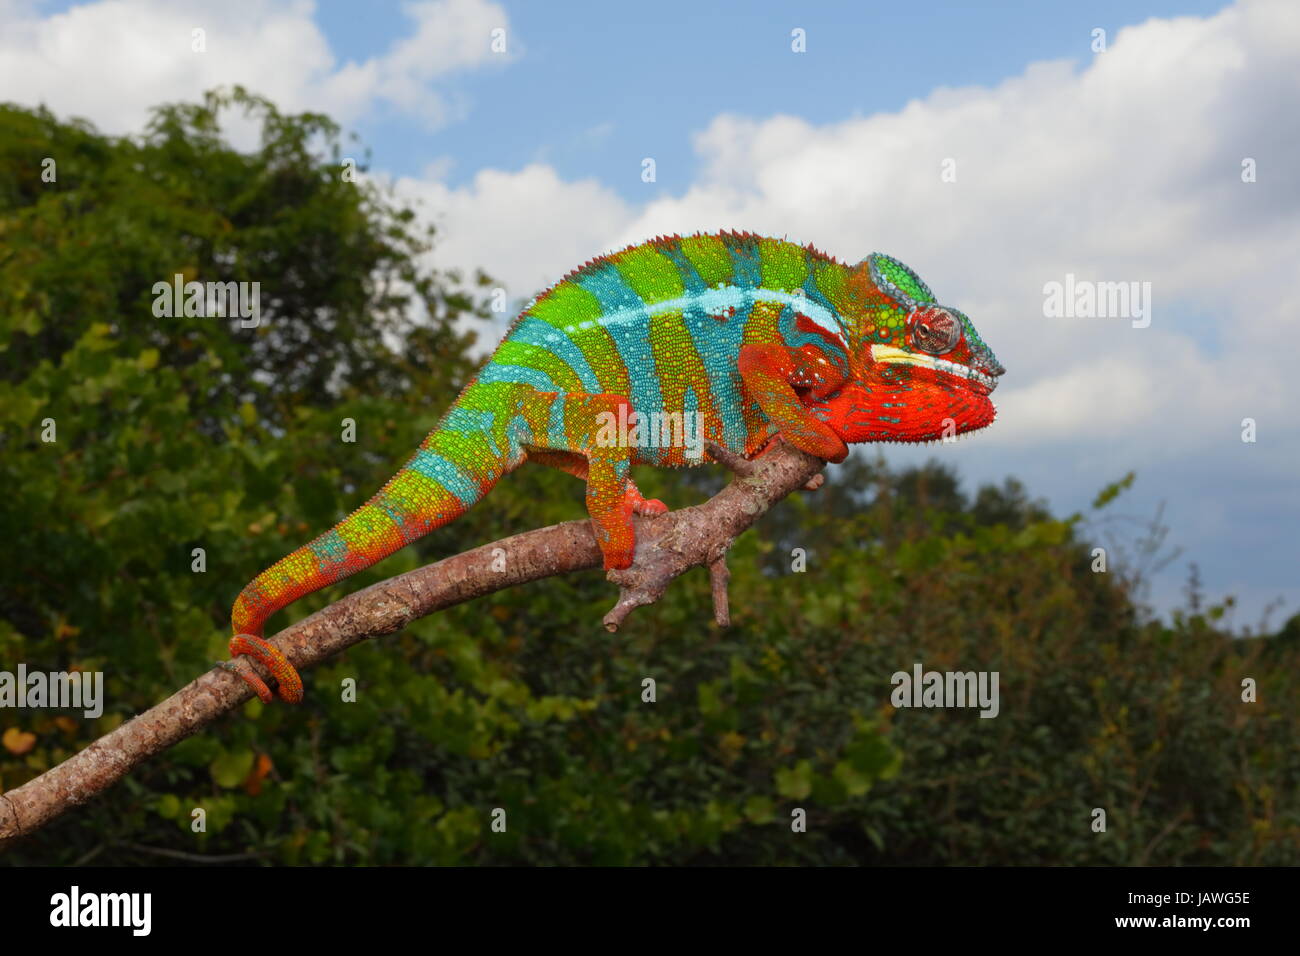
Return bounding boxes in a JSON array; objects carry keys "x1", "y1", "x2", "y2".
[{"x1": 228, "y1": 420, "x2": 513, "y2": 701}]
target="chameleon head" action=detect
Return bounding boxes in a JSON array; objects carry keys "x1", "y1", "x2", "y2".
[{"x1": 817, "y1": 253, "x2": 1006, "y2": 444}]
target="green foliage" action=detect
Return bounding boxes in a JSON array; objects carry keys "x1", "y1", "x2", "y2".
[
  {"x1": 1091, "y1": 471, "x2": 1136, "y2": 510},
  {"x1": 1, "y1": 95, "x2": 1296, "y2": 865},
  {"x1": 728, "y1": 470, "x2": 1298, "y2": 864}
]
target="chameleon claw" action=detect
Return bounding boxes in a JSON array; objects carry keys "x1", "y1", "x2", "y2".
[
  {"x1": 632, "y1": 497, "x2": 668, "y2": 516},
  {"x1": 622, "y1": 481, "x2": 668, "y2": 518},
  {"x1": 229, "y1": 634, "x2": 304, "y2": 704}
]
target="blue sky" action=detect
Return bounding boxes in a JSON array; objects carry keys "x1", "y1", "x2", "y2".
[
  {"x1": 4, "y1": 0, "x2": 1296, "y2": 628},
  {"x1": 310, "y1": 0, "x2": 1228, "y2": 197}
]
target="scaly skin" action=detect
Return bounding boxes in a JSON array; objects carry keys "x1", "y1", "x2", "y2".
[{"x1": 229, "y1": 231, "x2": 1005, "y2": 703}]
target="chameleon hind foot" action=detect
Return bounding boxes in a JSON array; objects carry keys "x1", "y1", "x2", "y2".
[
  {"x1": 596, "y1": 485, "x2": 668, "y2": 568},
  {"x1": 228, "y1": 633, "x2": 304, "y2": 704}
]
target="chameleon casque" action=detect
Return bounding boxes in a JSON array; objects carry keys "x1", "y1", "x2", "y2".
[{"x1": 228, "y1": 231, "x2": 1004, "y2": 704}]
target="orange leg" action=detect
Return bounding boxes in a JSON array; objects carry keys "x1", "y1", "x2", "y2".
[
  {"x1": 738, "y1": 343, "x2": 850, "y2": 463},
  {"x1": 528, "y1": 448, "x2": 668, "y2": 516},
  {"x1": 520, "y1": 392, "x2": 660, "y2": 570}
]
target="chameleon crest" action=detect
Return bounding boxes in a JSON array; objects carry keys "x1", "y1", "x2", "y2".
[{"x1": 228, "y1": 231, "x2": 1004, "y2": 702}]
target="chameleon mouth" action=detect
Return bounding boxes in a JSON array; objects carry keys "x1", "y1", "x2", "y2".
[{"x1": 869, "y1": 345, "x2": 999, "y2": 394}]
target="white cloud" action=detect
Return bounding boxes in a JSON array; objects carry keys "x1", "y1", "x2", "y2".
[
  {"x1": 0, "y1": 0, "x2": 510, "y2": 138},
  {"x1": 368, "y1": 0, "x2": 512, "y2": 121},
  {"x1": 396, "y1": 163, "x2": 636, "y2": 301}
]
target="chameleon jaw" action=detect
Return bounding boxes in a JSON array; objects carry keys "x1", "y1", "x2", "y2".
[{"x1": 868, "y1": 344, "x2": 999, "y2": 394}]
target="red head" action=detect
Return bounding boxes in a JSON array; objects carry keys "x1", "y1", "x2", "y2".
[{"x1": 814, "y1": 254, "x2": 1005, "y2": 444}]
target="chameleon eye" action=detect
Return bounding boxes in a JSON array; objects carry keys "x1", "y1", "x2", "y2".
[{"x1": 907, "y1": 307, "x2": 962, "y2": 355}]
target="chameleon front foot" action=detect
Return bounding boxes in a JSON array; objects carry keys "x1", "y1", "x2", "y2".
[
  {"x1": 706, "y1": 438, "x2": 826, "y2": 490},
  {"x1": 228, "y1": 633, "x2": 304, "y2": 704}
]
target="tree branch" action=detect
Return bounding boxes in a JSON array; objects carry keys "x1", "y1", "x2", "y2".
[{"x1": 0, "y1": 439, "x2": 823, "y2": 849}]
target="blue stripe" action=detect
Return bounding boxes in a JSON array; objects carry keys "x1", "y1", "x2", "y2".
[
  {"x1": 563, "y1": 286, "x2": 841, "y2": 342},
  {"x1": 659, "y1": 242, "x2": 708, "y2": 295},
  {"x1": 407, "y1": 449, "x2": 481, "y2": 507},
  {"x1": 309, "y1": 529, "x2": 351, "y2": 573},
  {"x1": 547, "y1": 396, "x2": 569, "y2": 447},
  {"x1": 503, "y1": 414, "x2": 530, "y2": 464},
  {"x1": 437, "y1": 393, "x2": 509, "y2": 457},
  {"x1": 683, "y1": 300, "x2": 748, "y2": 451},
  {"x1": 477, "y1": 362, "x2": 558, "y2": 391},
  {"x1": 574, "y1": 262, "x2": 667, "y2": 463},
  {"x1": 727, "y1": 239, "x2": 763, "y2": 288},
  {"x1": 506, "y1": 317, "x2": 601, "y2": 392},
  {"x1": 575, "y1": 262, "x2": 644, "y2": 314},
  {"x1": 603, "y1": 319, "x2": 666, "y2": 465},
  {"x1": 778, "y1": 301, "x2": 848, "y2": 361},
  {"x1": 373, "y1": 495, "x2": 420, "y2": 542},
  {"x1": 801, "y1": 274, "x2": 839, "y2": 323},
  {"x1": 441, "y1": 405, "x2": 496, "y2": 432}
]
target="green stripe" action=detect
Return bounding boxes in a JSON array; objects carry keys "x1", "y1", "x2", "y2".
[
  {"x1": 759, "y1": 238, "x2": 809, "y2": 291},
  {"x1": 614, "y1": 243, "x2": 685, "y2": 304},
  {"x1": 529, "y1": 281, "x2": 603, "y2": 329},
  {"x1": 679, "y1": 234, "x2": 734, "y2": 288}
]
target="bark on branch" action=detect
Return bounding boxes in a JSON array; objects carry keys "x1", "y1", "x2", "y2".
[{"x1": 0, "y1": 440, "x2": 823, "y2": 849}]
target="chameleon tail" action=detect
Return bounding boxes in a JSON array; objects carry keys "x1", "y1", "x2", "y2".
[{"x1": 228, "y1": 427, "x2": 512, "y2": 703}]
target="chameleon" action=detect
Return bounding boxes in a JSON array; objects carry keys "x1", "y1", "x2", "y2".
[{"x1": 227, "y1": 231, "x2": 1004, "y2": 703}]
